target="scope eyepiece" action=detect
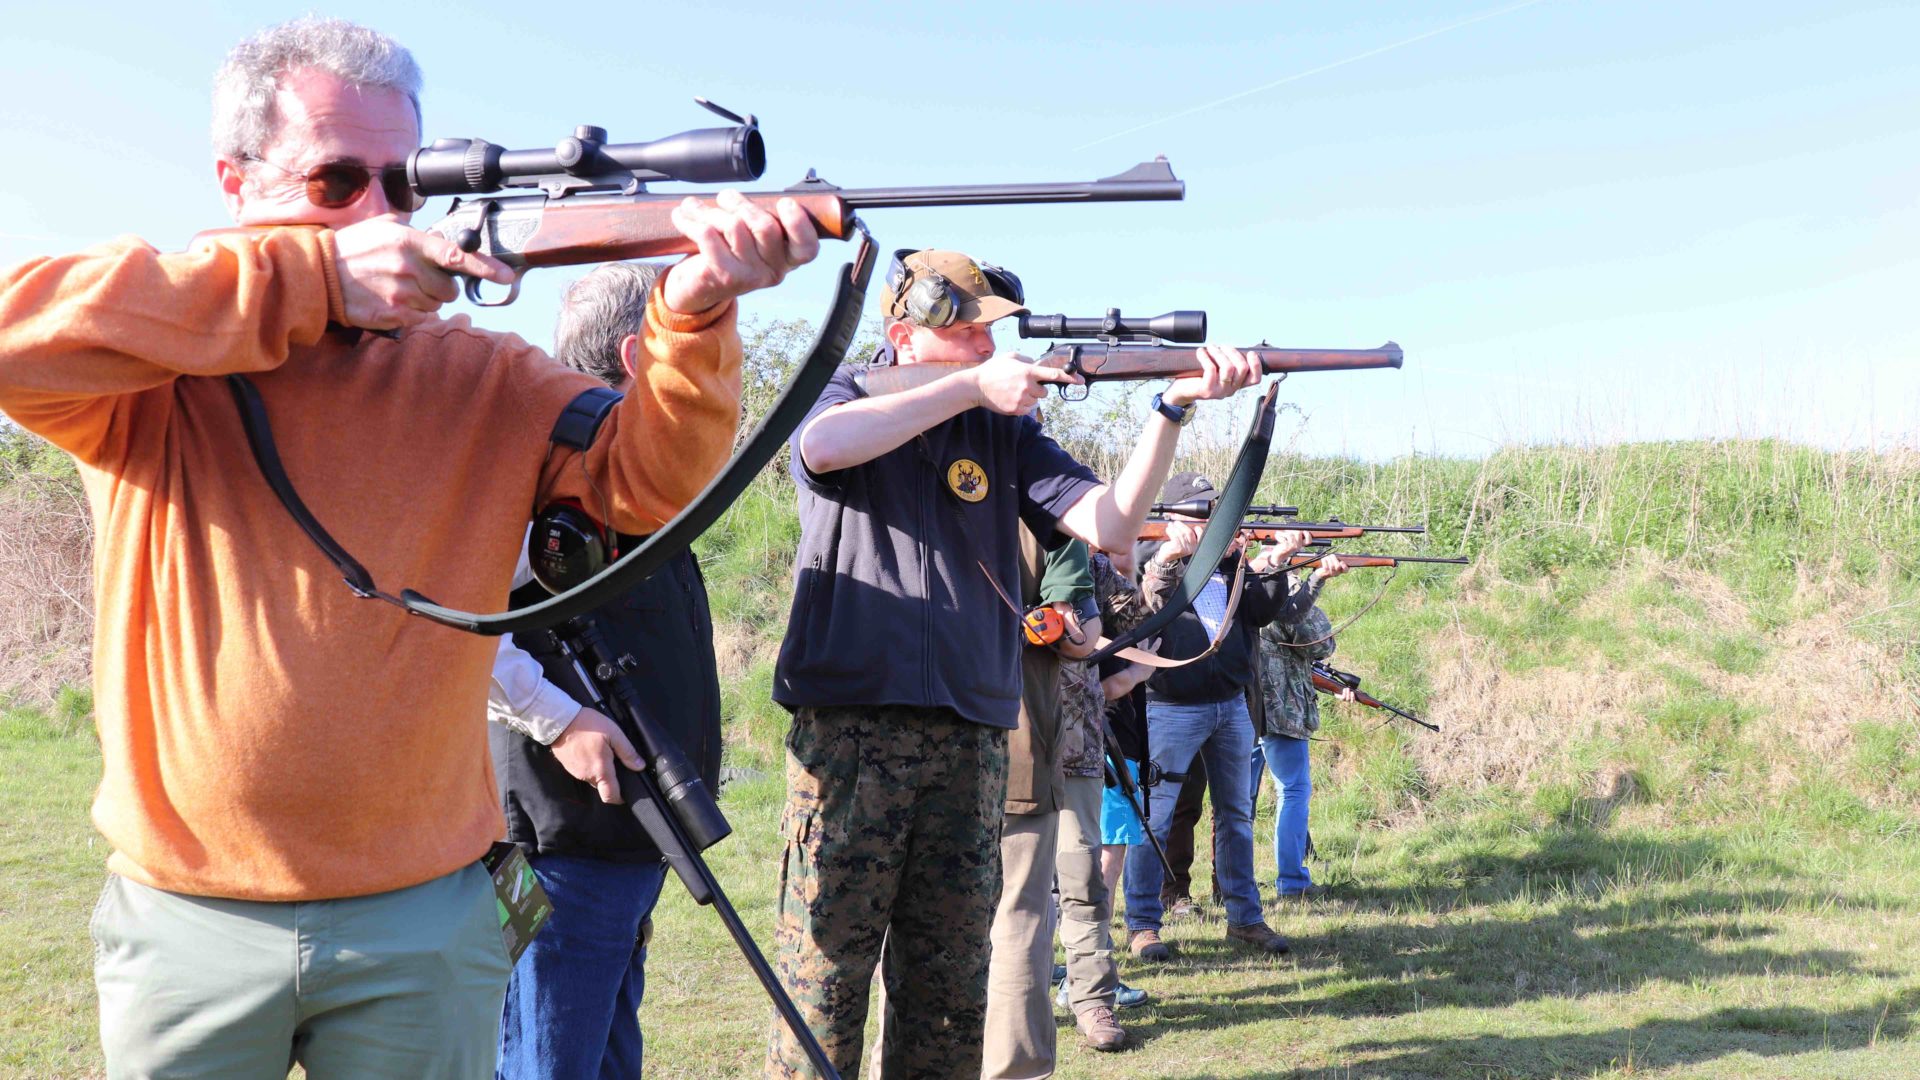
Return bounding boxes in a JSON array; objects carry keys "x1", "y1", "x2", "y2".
[
  {"x1": 408, "y1": 104, "x2": 766, "y2": 198},
  {"x1": 1016, "y1": 308, "x2": 1206, "y2": 344}
]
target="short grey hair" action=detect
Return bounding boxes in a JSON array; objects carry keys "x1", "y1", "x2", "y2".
[
  {"x1": 212, "y1": 17, "x2": 422, "y2": 160},
  {"x1": 555, "y1": 262, "x2": 664, "y2": 388}
]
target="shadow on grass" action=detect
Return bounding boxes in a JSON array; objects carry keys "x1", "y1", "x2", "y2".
[
  {"x1": 1117, "y1": 823, "x2": 1914, "y2": 1069},
  {"x1": 1261, "y1": 988, "x2": 1920, "y2": 1079}
]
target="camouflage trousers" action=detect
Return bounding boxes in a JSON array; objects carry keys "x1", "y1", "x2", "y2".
[{"x1": 765, "y1": 705, "x2": 1008, "y2": 1080}]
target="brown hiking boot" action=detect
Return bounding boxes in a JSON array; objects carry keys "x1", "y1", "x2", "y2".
[
  {"x1": 1076, "y1": 1004, "x2": 1126, "y2": 1052},
  {"x1": 1127, "y1": 928, "x2": 1171, "y2": 961},
  {"x1": 1226, "y1": 920, "x2": 1291, "y2": 955},
  {"x1": 1164, "y1": 895, "x2": 1201, "y2": 921}
]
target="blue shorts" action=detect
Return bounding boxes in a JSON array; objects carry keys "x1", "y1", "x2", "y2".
[{"x1": 1100, "y1": 760, "x2": 1145, "y2": 846}]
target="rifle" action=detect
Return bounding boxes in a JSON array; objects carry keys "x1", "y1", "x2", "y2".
[
  {"x1": 1154, "y1": 501, "x2": 1299, "y2": 518},
  {"x1": 524, "y1": 611, "x2": 843, "y2": 1080},
  {"x1": 1311, "y1": 661, "x2": 1439, "y2": 732},
  {"x1": 1139, "y1": 517, "x2": 1423, "y2": 543},
  {"x1": 406, "y1": 102, "x2": 1186, "y2": 305},
  {"x1": 1272, "y1": 552, "x2": 1470, "y2": 570},
  {"x1": 1096, "y1": 714, "x2": 1177, "y2": 881},
  {"x1": 857, "y1": 304, "x2": 1401, "y2": 398}
]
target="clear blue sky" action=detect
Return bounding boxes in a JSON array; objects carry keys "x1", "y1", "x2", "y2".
[{"x1": 2, "y1": 1, "x2": 1914, "y2": 458}]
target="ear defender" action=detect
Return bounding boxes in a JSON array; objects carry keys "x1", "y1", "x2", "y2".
[
  {"x1": 1022, "y1": 605, "x2": 1066, "y2": 646},
  {"x1": 529, "y1": 502, "x2": 614, "y2": 595},
  {"x1": 902, "y1": 268, "x2": 958, "y2": 328}
]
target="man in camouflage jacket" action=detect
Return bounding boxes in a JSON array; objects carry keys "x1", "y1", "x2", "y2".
[{"x1": 1244, "y1": 551, "x2": 1352, "y2": 897}]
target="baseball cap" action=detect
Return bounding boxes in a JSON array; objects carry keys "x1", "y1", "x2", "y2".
[
  {"x1": 882, "y1": 249, "x2": 1028, "y2": 326},
  {"x1": 1157, "y1": 471, "x2": 1218, "y2": 512}
]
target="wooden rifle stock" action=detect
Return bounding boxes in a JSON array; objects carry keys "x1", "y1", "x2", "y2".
[{"x1": 855, "y1": 341, "x2": 1402, "y2": 397}]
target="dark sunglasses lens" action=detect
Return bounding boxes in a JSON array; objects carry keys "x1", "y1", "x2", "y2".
[
  {"x1": 304, "y1": 165, "x2": 370, "y2": 209},
  {"x1": 381, "y1": 170, "x2": 424, "y2": 212}
]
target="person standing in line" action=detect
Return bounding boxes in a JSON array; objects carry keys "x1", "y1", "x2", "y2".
[
  {"x1": 0, "y1": 18, "x2": 814, "y2": 1076},
  {"x1": 1243, "y1": 546, "x2": 1351, "y2": 899},
  {"x1": 1123, "y1": 473, "x2": 1319, "y2": 961},
  {"x1": 766, "y1": 247, "x2": 1262, "y2": 1078},
  {"x1": 488, "y1": 261, "x2": 727, "y2": 1079}
]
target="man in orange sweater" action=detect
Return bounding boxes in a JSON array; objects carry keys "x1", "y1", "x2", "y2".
[{"x1": 0, "y1": 17, "x2": 817, "y2": 1079}]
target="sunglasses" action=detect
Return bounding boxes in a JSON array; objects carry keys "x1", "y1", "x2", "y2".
[{"x1": 243, "y1": 156, "x2": 424, "y2": 212}]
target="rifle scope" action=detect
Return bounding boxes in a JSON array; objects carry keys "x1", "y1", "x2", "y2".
[
  {"x1": 409, "y1": 103, "x2": 765, "y2": 197},
  {"x1": 1017, "y1": 308, "x2": 1206, "y2": 343}
]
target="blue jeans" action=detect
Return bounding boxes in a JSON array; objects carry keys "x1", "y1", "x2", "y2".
[
  {"x1": 497, "y1": 853, "x2": 669, "y2": 1080},
  {"x1": 1257, "y1": 735, "x2": 1314, "y2": 894},
  {"x1": 1125, "y1": 697, "x2": 1261, "y2": 931}
]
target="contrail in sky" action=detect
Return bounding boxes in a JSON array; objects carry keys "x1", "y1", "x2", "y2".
[{"x1": 1073, "y1": 0, "x2": 1551, "y2": 152}]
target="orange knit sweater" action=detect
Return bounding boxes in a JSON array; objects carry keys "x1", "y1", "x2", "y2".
[{"x1": 0, "y1": 228, "x2": 741, "y2": 900}]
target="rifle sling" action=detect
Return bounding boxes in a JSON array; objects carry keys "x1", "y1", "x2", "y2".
[{"x1": 1083, "y1": 379, "x2": 1282, "y2": 666}]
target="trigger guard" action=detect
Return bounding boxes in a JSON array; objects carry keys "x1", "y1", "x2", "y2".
[{"x1": 463, "y1": 272, "x2": 523, "y2": 307}]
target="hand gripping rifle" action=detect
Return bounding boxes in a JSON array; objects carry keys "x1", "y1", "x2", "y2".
[
  {"x1": 857, "y1": 306, "x2": 1401, "y2": 398},
  {"x1": 1311, "y1": 661, "x2": 1439, "y2": 732},
  {"x1": 522, "y1": 608, "x2": 844, "y2": 1080}
]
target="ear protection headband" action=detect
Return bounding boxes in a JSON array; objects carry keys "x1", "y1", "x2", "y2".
[{"x1": 885, "y1": 248, "x2": 1026, "y2": 329}]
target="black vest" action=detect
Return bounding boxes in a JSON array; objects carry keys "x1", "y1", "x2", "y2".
[{"x1": 490, "y1": 546, "x2": 723, "y2": 863}]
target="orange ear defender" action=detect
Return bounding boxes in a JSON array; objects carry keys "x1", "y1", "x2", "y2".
[{"x1": 1022, "y1": 606, "x2": 1066, "y2": 647}]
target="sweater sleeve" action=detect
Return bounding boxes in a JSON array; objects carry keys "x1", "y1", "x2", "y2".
[
  {"x1": 536, "y1": 276, "x2": 744, "y2": 535},
  {"x1": 0, "y1": 229, "x2": 339, "y2": 463}
]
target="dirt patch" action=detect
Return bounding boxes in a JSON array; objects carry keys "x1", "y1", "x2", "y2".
[
  {"x1": 1420, "y1": 553, "x2": 1917, "y2": 802},
  {"x1": 0, "y1": 479, "x2": 93, "y2": 708},
  {"x1": 1420, "y1": 622, "x2": 1636, "y2": 789},
  {"x1": 712, "y1": 619, "x2": 777, "y2": 686}
]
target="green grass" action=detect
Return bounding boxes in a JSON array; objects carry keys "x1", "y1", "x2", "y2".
[
  {"x1": 10, "y1": 722, "x2": 1920, "y2": 1079},
  {"x1": 4, "y1": 426, "x2": 1918, "y2": 1076}
]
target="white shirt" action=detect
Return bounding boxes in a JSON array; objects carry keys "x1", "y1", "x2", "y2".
[
  {"x1": 1192, "y1": 571, "x2": 1230, "y2": 639},
  {"x1": 486, "y1": 530, "x2": 584, "y2": 745}
]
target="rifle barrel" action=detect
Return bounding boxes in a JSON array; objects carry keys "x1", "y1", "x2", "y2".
[
  {"x1": 1299, "y1": 553, "x2": 1469, "y2": 565},
  {"x1": 831, "y1": 159, "x2": 1184, "y2": 208}
]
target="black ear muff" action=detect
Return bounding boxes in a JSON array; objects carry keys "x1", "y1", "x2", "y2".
[{"x1": 529, "y1": 502, "x2": 612, "y2": 595}]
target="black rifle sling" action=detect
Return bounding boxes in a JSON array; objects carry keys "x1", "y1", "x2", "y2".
[
  {"x1": 226, "y1": 373, "x2": 391, "y2": 603},
  {"x1": 1083, "y1": 378, "x2": 1282, "y2": 666},
  {"x1": 231, "y1": 226, "x2": 879, "y2": 637}
]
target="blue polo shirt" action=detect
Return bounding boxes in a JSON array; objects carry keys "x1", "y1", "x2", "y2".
[{"x1": 773, "y1": 358, "x2": 1100, "y2": 729}]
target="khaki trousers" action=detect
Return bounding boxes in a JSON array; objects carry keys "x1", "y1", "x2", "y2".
[
  {"x1": 981, "y1": 811, "x2": 1060, "y2": 1080},
  {"x1": 1056, "y1": 775, "x2": 1118, "y2": 1017},
  {"x1": 92, "y1": 864, "x2": 509, "y2": 1080}
]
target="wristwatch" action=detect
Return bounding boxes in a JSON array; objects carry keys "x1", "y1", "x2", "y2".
[{"x1": 1151, "y1": 392, "x2": 1195, "y2": 426}]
